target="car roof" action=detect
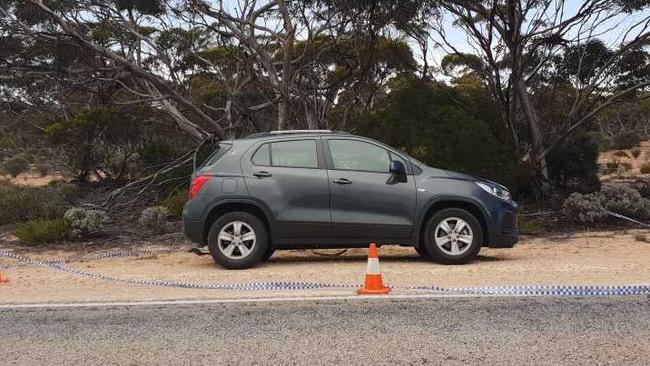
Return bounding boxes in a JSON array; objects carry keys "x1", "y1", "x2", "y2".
[{"x1": 241, "y1": 130, "x2": 351, "y2": 141}]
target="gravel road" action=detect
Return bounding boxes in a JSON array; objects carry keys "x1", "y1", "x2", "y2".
[{"x1": 2, "y1": 296, "x2": 649, "y2": 365}]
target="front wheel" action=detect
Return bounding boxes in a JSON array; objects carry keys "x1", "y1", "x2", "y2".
[
  {"x1": 207, "y1": 212, "x2": 268, "y2": 269},
  {"x1": 423, "y1": 208, "x2": 483, "y2": 265}
]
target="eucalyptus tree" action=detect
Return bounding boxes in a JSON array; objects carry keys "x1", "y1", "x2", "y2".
[{"x1": 431, "y1": 0, "x2": 650, "y2": 190}]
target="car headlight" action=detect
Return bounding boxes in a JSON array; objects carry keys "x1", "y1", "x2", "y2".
[{"x1": 475, "y1": 181, "x2": 511, "y2": 201}]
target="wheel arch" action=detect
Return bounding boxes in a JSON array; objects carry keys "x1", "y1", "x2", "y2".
[
  {"x1": 202, "y1": 199, "x2": 273, "y2": 244},
  {"x1": 418, "y1": 197, "x2": 490, "y2": 247}
]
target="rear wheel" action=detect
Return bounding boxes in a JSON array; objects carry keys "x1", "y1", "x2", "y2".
[
  {"x1": 423, "y1": 208, "x2": 483, "y2": 265},
  {"x1": 207, "y1": 212, "x2": 268, "y2": 269}
]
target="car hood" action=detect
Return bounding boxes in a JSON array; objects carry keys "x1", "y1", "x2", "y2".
[{"x1": 417, "y1": 165, "x2": 507, "y2": 189}]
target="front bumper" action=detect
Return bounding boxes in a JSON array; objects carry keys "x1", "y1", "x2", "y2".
[{"x1": 487, "y1": 202, "x2": 518, "y2": 248}]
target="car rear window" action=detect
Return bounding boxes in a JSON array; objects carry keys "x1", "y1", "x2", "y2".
[{"x1": 199, "y1": 142, "x2": 232, "y2": 169}]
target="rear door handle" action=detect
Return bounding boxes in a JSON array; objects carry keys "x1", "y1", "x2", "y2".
[
  {"x1": 333, "y1": 178, "x2": 352, "y2": 185},
  {"x1": 253, "y1": 171, "x2": 272, "y2": 178}
]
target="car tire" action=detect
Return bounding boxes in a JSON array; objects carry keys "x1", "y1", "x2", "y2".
[
  {"x1": 415, "y1": 246, "x2": 431, "y2": 259},
  {"x1": 207, "y1": 211, "x2": 268, "y2": 269},
  {"x1": 423, "y1": 208, "x2": 483, "y2": 265},
  {"x1": 263, "y1": 246, "x2": 275, "y2": 261}
]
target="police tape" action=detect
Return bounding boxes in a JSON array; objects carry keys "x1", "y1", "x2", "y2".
[{"x1": 0, "y1": 249, "x2": 648, "y2": 296}]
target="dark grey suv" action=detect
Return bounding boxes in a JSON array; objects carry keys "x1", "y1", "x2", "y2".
[{"x1": 183, "y1": 130, "x2": 518, "y2": 269}]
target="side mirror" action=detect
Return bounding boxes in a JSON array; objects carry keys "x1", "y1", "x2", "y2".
[{"x1": 389, "y1": 160, "x2": 407, "y2": 183}]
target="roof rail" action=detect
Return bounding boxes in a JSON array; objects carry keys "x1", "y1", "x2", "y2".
[{"x1": 269, "y1": 129, "x2": 333, "y2": 135}]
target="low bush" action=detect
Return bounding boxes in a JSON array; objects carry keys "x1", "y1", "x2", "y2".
[
  {"x1": 0, "y1": 182, "x2": 75, "y2": 225},
  {"x1": 2, "y1": 155, "x2": 30, "y2": 177},
  {"x1": 600, "y1": 184, "x2": 650, "y2": 219},
  {"x1": 562, "y1": 192, "x2": 607, "y2": 224},
  {"x1": 602, "y1": 161, "x2": 619, "y2": 175},
  {"x1": 631, "y1": 148, "x2": 642, "y2": 159},
  {"x1": 138, "y1": 206, "x2": 170, "y2": 233},
  {"x1": 562, "y1": 184, "x2": 650, "y2": 224},
  {"x1": 14, "y1": 218, "x2": 71, "y2": 245},
  {"x1": 612, "y1": 131, "x2": 641, "y2": 150},
  {"x1": 159, "y1": 189, "x2": 187, "y2": 219},
  {"x1": 35, "y1": 163, "x2": 50, "y2": 177},
  {"x1": 640, "y1": 162, "x2": 650, "y2": 174},
  {"x1": 63, "y1": 207, "x2": 108, "y2": 239},
  {"x1": 616, "y1": 163, "x2": 629, "y2": 176}
]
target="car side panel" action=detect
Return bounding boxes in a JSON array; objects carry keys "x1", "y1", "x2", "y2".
[{"x1": 239, "y1": 139, "x2": 331, "y2": 242}]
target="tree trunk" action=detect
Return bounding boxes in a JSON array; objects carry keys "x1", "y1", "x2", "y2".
[{"x1": 515, "y1": 78, "x2": 549, "y2": 184}]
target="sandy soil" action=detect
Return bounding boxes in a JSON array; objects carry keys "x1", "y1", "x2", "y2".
[
  {"x1": 1, "y1": 230, "x2": 649, "y2": 304},
  {"x1": 599, "y1": 140, "x2": 650, "y2": 180}
]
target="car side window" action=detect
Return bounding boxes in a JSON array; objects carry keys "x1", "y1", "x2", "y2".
[
  {"x1": 252, "y1": 144, "x2": 271, "y2": 166},
  {"x1": 266, "y1": 140, "x2": 318, "y2": 168},
  {"x1": 328, "y1": 139, "x2": 390, "y2": 173}
]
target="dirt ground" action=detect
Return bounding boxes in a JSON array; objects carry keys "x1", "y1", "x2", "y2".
[{"x1": 1, "y1": 230, "x2": 649, "y2": 304}]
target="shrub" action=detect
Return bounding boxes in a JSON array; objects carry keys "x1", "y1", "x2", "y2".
[
  {"x1": 0, "y1": 182, "x2": 74, "y2": 225},
  {"x1": 35, "y1": 163, "x2": 50, "y2": 177},
  {"x1": 602, "y1": 161, "x2": 619, "y2": 175},
  {"x1": 138, "y1": 206, "x2": 170, "y2": 233},
  {"x1": 614, "y1": 150, "x2": 628, "y2": 157},
  {"x1": 631, "y1": 148, "x2": 642, "y2": 159},
  {"x1": 63, "y1": 207, "x2": 108, "y2": 239},
  {"x1": 616, "y1": 164, "x2": 629, "y2": 176},
  {"x1": 547, "y1": 132, "x2": 599, "y2": 187},
  {"x1": 635, "y1": 234, "x2": 648, "y2": 243},
  {"x1": 2, "y1": 155, "x2": 30, "y2": 177},
  {"x1": 600, "y1": 184, "x2": 650, "y2": 219},
  {"x1": 14, "y1": 218, "x2": 71, "y2": 245},
  {"x1": 562, "y1": 192, "x2": 607, "y2": 224},
  {"x1": 159, "y1": 189, "x2": 188, "y2": 219},
  {"x1": 641, "y1": 162, "x2": 650, "y2": 174},
  {"x1": 612, "y1": 131, "x2": 641, "y2": 150},
  {"x1": 563, "y1": 184, "x2": 650, "y2": 224}
]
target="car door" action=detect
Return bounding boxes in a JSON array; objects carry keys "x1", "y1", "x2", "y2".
[
  {"x1": 325, "y1": 138, "x2": 417, "y2": 240},
  {"x1": 241, "y1": 138, "x2": 330, "y2": 242}
]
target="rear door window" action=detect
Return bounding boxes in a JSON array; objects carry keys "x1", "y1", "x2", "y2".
[{"x1": 252, "y1": 140, "x2": 318, "y2": 169}]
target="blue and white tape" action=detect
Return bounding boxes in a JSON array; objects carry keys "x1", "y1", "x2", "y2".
[{"x1": 1, "y1": 249, "x2": 648, "y2": 296}]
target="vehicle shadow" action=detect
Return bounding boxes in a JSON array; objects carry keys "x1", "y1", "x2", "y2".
[{"x1": 262, "y1": 251, "x2": 508, "y2": 265}]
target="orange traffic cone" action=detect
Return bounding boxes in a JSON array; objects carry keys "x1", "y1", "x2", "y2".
[
  {"x1": 357, "y1": 243, "x2": 390, "y2": 295},
  {"x1": 0, "y1": 271, "x2": 8, "y2": 285}
]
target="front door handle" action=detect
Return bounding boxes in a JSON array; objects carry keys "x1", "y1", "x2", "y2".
[
  {"x1": 253, "y1": 171, "x2": 272, "y2": 178},
  {"x1": 333, "y1": 178, "x2": 352, "y2": 185}
]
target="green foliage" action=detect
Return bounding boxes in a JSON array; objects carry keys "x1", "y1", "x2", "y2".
[
  {"x1": 14, "y1": 218, "x2": 71, "y2": 245},
  {"x1": 35, "y1": 163, "x2": 49, "y2": 177},
  {"x1": 138, "y1": 206, "x2": 170, "y2": 233},
  {"x1": 563, "y1": 184, "x2": 650, "y2": 224},
  {"x1": 0, "y1": 182, "x2": 75, "y2": 225},
  {"x1": 612, "y1": 131, "x2": 642, "y2": 149},
  {"x1": 547, "y1": 132, "x2": 600, "y2": 188},
  {"x1": 2, "y1": 155, "x2": 30, "y2": 177},
  {"x1": 46, "y1": 106, "x2": 191, "y2": 180},
  {"x1": 562, "y1": 193, "x2": 607, "y2": 224},
  {"x1": 517, "y1": 216, "x2": 544, "y2": 235},
  {"x1": 115, "y1": 0, "x2": 164, "y2": 16},
  {"x1": 63, "y1": 208, "x2": 108, "y2": 239},
  {"x1": 602, "y1": 160, "x2": 619, "y2": 175},
  {"x1": 343, "y1": 77, "x2": 530, "y2": 191},
  {"x1": 159, "y1": 189, "x2": 188, "y2": 219}
]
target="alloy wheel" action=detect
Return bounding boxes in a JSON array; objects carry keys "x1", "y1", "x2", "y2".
[
  {"x1": 434, "y1": 217, "x2": 474, "y2": 256},
  {"x1": 217, "y1": 221, "x2": 256, "y2": 259}
]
